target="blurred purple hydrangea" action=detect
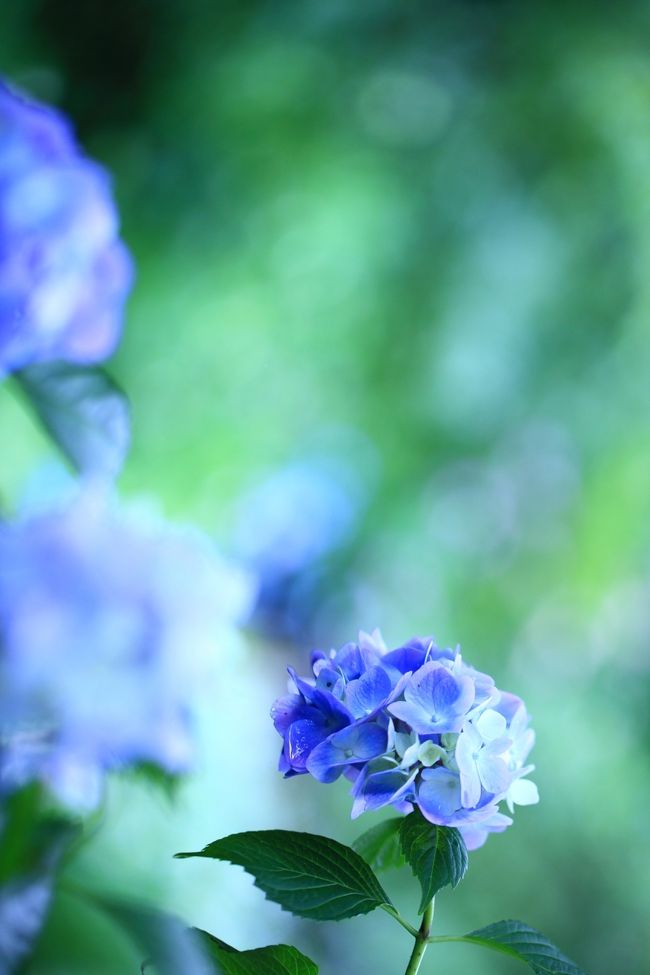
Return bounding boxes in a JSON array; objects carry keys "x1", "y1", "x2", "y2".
[
  {"x1": 0, "y1": 80, "x2": 133, "y2": 375},
  {"x1": 0, "y1": 488, "x2": 254, "y2": 809},
  {"x1": 271, "y1": 631, "x2": 538, "y2": 850}
]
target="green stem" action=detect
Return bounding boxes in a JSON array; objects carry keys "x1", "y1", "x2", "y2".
[{"x1": 404, "y1": 899, "x2": 435, "y2": 975}]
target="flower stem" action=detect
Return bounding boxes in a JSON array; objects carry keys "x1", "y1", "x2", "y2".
[{"x1": 404, "y1": 899, "x2": 435, "y2": 975}]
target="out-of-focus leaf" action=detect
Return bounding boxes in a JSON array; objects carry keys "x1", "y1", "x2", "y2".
[
  {"x1": 0, "y1": 786, "x2": 78, "y2": 885},
  {"x1": 92, "y1": 897, "x2": 214, "y2": 975},
  {"x1": 16, "y1": 362, "x2": 130, "y2": 478}
]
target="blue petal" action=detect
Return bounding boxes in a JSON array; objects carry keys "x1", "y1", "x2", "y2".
[
  {"x1": 351, "y1": 766, "x2": 417, "y2": 818},
  {"x1": 285, "y1": 717, "x2": 328, "y2": 770},
  {"x1": 345, "y1": 666, "x2": 393, "y2": 718},
  {"x1": 310, "y1": 649, "x2": 328, "y2": 671},
  {"x1": 304, "y1": 739, "x2": 347, "y2": 783},
  {"x1": 315, "y1": 667, "x2": 344, "y2": 696},
  {"x1": 278, "y1": 747, "x2": 302, "y2": 777},
  {"x1": 417, "y1": 767, "x2": 462, "y2": 825},
  {"x1": 381, "y1": 646, "x2": 427, "y2": 673},
  {"x1": 306, "y1": 721, "x2": 388, "y2": 782},
  {"x1": 287, "y1": 667, "x2": 351, "y2": 728},
  {"x1": 333, "y1": 642, "x2": 366, "y2": 679},
  {"x1": 270, "y1": 694, "x2": 312, "y2": 734}
]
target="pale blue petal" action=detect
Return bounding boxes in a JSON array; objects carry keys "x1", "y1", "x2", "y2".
[{"x1": 417, "y1": 767, "x2": 462, "y2": 824}]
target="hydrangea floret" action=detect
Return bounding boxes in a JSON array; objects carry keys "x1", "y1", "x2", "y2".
[
  {"x1": 271, "y1": 630, "x2": 538, "y2": 849},
  {"x1": 0, "y1": 487, "x2": 254, "y2": 809},
  {"x1": 0, "y1": 81, "x2": 133, "y2": 375}
]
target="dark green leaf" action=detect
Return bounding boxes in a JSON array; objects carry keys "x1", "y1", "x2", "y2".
[
  {"x1": 352, "y1": 818, "x2": 404, "y2": 873},
  {"x1": 0, "y1": 785, "x2": 75, "y2": 884},
  {"x1": 92, "y1": 897, "x2": 214, "y2": 975},
  {"x1": 462, "y1": 920, "x2": 587, "y2": 975},
  {"x1": 176, "y1": 830, "x2": 393, "y2": 921},
  {"x1": 196, "y1": 931, "x2": 318, "y2": 975},
  {"x1": 399, "y1": 811, "x2": 468, "y2": 912},
  {"x1": 16, "y1": 362, "x2": 130, "y2": 478},
  {"x1": 193, "y1": 929, "x2": 237, "y2": 953}
]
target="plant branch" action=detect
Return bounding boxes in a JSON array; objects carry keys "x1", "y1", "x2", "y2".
[{"x1": 403, "y1": 899, "x2": 435, "y2": 975}]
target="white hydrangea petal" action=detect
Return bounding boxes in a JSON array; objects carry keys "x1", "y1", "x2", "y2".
[
  {"x1": 459, "y1": 720, "x2": 482, "y2": 749},
  {"x1": 456, "y1": 730, "x2": 481, "y2": 807},
  {"x1": 484, "y1": 734, "x2": 512, "y2": 756},
  {"x1": 477, "y1": 753, "x2": 511, "y2": 796},
  {"x1": 509, "y1": 777, "x2": 539, "y2": 807},
  {"x1": 400, "y1": 742, "x2": 420, "y2": 768},
  {"x1": 476, "y1": 708, "x2": 507, "y2": 741},
  {"x1": 393, "y1": 729, "x2": 417, "y2": 758}
]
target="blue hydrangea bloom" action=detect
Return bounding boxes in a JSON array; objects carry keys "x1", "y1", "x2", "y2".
[
  {"x1": 271, "y1": 630, "x2": 539, "y2": 849},
  {"x1": 232, "y1": 460, "x2": 364, "y2": 639},
  {"x1": 0, "y1": 488, "x2": 253, "y2": 809},
  {"x1": 0, "y1": 81, "x2": 133, "y2": 375}
]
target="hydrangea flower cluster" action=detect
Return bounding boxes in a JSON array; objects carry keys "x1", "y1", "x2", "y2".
[
  {"x1": 0, "y1": 81, "x2": 133, "y2": 375},
  {"x1": 272, "y1": 630, "x2": 538, "y2": 849},
  {"x1": 0, "y1": 488, "x2": 254, "y2": 809}
]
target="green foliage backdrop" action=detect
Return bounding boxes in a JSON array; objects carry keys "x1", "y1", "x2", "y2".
[{"x1": 2, "y1": 3, "x2": 649, "y2": 973}]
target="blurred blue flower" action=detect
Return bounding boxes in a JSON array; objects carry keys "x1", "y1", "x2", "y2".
[
  {"x1": 0, "y1": 487, "x2": 253, "y2": 809},
  {"x1": 0, "y1": 81, "x2": 133, "y2": 375},
  {"x1": 232, "y1": 454, "x2": 373, "y2": 639},
  {"x1": 0, "y1": 879, "x2": 51, "y2": 975},
  {"x1": 271, "y1": 630, "x2": 538, "y2": 849}
]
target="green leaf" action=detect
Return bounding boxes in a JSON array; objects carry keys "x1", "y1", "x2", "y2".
[
  {"x1": 399, "y1": 811, "x2": 468, "y2": 912},
  {"x1": 196, "y1": 931, "x2": 318, "y2": 975},
  {"x1": 0, "y1": 785, "x2": 76, "y2": 885},
  {"x1": 460, "y1": 920, "x2": 587, "y2": 975},
  {"x1": 176, "y1": 829, "x2": 393, "y2": 921},
  {"x1": 91, "y1": 897, "x2": 214, "y2": 975},
  {"x1": 0, "y1": 786, "x2": 79, "y2": 974},
  {"x1": 352, "y1": 818, "x2": 404, "y2": 873},
  {"x1": 16, "y1": 362, "x2": 130, "y2": 478}
]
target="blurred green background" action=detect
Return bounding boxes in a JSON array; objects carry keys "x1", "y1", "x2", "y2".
[{"x1": 2, "y1": 2, "x2": 650, "y2": 973}]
